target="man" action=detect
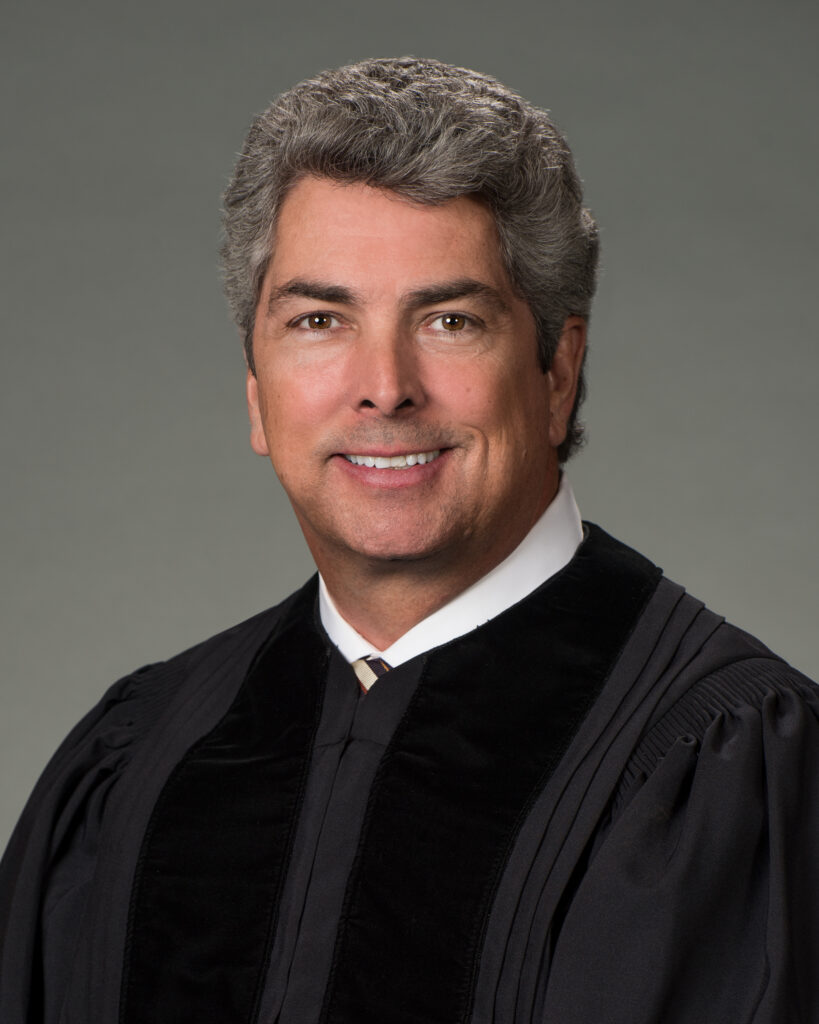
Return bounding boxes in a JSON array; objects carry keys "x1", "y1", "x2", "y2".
[{"x1": 1, "y1": 57, "x2": 817, "y2": 1023}]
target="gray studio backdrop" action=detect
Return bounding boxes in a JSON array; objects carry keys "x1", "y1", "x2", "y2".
[{"x1": 2, "y1": 0, "x2": 817, "y2": 850}]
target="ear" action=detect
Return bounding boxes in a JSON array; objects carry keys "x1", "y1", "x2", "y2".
[
  {"x1": 246, "y1": 369, "x2": 270, "y2": 456},
  {"x1": 547, "y1": 317, "x2": 587, "y2": 449}
]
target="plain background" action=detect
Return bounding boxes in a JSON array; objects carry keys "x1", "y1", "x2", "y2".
[{"x1": 2, "y1": 0, "x2": 816, "y2": 851}]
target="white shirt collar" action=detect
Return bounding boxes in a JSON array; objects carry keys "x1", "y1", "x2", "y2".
[{"x1": 319, "y1": 476, "x2": 583, "y2": 668}]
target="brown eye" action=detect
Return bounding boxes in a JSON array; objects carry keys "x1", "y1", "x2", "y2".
[
  {"x1": 441, "y1": 314, "x2": 467, "y2": 331},
  {"x1": 307, "y1": 314, "x2": 332, "y2": 329}
]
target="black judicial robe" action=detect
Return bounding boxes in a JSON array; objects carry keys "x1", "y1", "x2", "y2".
[{"x1": 2, "y1": 525, "x2": 818, "y2": 1023}]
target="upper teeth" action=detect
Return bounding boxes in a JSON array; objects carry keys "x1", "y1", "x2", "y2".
[{"x1": 344, "y1": 449, "x2": 441, "y2": 469}]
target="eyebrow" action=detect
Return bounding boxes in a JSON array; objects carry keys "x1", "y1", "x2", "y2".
[
  {"x1": 265, "y1": 279, "x2": 359, "y2": 315},
  {"x1": 400, "y1": 279, "x2": 511, "y2": 316},
  {"x1": 265, "y1": 277, "x2": 512, "y2": 317}
]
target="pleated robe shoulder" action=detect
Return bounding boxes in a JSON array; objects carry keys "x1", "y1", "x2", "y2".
[{"x1": 2, "y1": 524, "x2": 818, "y2": 1024}]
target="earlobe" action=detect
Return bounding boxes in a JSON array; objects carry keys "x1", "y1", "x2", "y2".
[
  {"x1": 246, "y1": 370, "x2": 270, "y2": 456},
  {"x1": 547, "y1": 317, "x2": 587, "y2": 448}
]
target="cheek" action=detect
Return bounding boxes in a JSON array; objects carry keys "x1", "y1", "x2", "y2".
[
  {"x1": 264, "y1": 347, "x2": 351, "y2": 419},
  {"x1": 428, "y1": 355, "x2": 504, "y2": 414},
  {"x1": 434, "y1": 361, "x2": 536, "y2": 438},
  {"x1": 480, "y1": 373, "x2": 552, "y2": 462},
  {"x1": 255, "y1": 389, "x2": 304, "y2": 477},
  {"x1": 259, "y1": 360, "x2": 329, "y2": 433}
]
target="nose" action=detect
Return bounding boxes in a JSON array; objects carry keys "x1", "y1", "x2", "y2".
[{"x1": 353, "y1": 330, "x2": 425, "y2": 416}]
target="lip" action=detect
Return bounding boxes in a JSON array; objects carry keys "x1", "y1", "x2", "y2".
[
  {"x1": 332, "y1": 448, "x2": 450, "y2": 488},
  {"x1": 338, "y1": 446, "x2": 442, "y2": 457}
]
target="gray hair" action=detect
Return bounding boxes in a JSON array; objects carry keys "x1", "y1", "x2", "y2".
[{"x1": 221, "y1": 56, "x2": 599, "y2": 461}]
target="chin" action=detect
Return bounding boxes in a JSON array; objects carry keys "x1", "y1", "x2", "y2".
[
  {"x1": 298, "y1": 504, "x2": 467, "y2": 568},
  {"x1": 342, "y1": 522, "x2": 459, "y2": 566},
  {"x1": 350, "y1": 537, "x2": 446, "y2": 565}
]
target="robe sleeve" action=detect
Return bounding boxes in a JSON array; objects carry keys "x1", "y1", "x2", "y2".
[
  {"x1": 0, "y1": 661, "x2": 177, "y2": 1024},
  {"x1": 541, "y1": 658, "x2": 819, "y2": 1023}
]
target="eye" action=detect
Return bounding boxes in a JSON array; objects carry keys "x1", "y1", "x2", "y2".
[
  {"x1": 293, "y1": 312, "x2": 341, "y2": 330},
  {"x1": 430, "y1": 313, "x2": 473, "y2": 332}
]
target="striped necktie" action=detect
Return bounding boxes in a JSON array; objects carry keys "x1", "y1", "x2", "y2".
[{"x1": 351, "y1": 655, "x2": 391, "y2": 693}]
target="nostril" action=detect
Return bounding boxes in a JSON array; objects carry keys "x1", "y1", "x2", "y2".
[{"x1": 358, "y1": 397, "x2": 415, "y2": 412}]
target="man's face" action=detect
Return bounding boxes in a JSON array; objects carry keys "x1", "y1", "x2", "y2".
[{"x1": 248, "y1": 176, "x2": 583, "y2": 581}]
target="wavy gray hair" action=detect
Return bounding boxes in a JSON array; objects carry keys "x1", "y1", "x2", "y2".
[{"x1": 221, "y1": 57, "x2": 599, "y2": 461}]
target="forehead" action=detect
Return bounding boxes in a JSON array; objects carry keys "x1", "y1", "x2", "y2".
[{"x1": 267, "y1": 176, "x2": 510, "y2": 290}]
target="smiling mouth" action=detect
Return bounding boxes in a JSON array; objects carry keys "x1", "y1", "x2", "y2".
[{"x1": 343, "y1": 449, "x2": 442, "y2": 469}]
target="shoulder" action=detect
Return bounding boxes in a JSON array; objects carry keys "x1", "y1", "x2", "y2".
[
  {"x1": 74, "y1": 585, "x2": 313, "y2": 750},
  {"x1": 97, "y1": 578, "x2": 319, "y2": 746},
  {"x1": 2, "y1": 579, "x2": 318, "y2": 870},
  {"x1": 613, "y1": 592, "x2": 819, "y2": 817},
  {"x1": 571, "y1": 526, "x2": 818, "y2": 806},
  {"x1": 642, "y1": 599, "x2": 815, "y2": 740},
  {"x1": 580, "y1": 522, "x2": 816, "y2": 728}
]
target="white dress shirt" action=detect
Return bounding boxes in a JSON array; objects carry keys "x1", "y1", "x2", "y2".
[{"x1": 319, "y1": 476, "x2": 583, "y2": 677}]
